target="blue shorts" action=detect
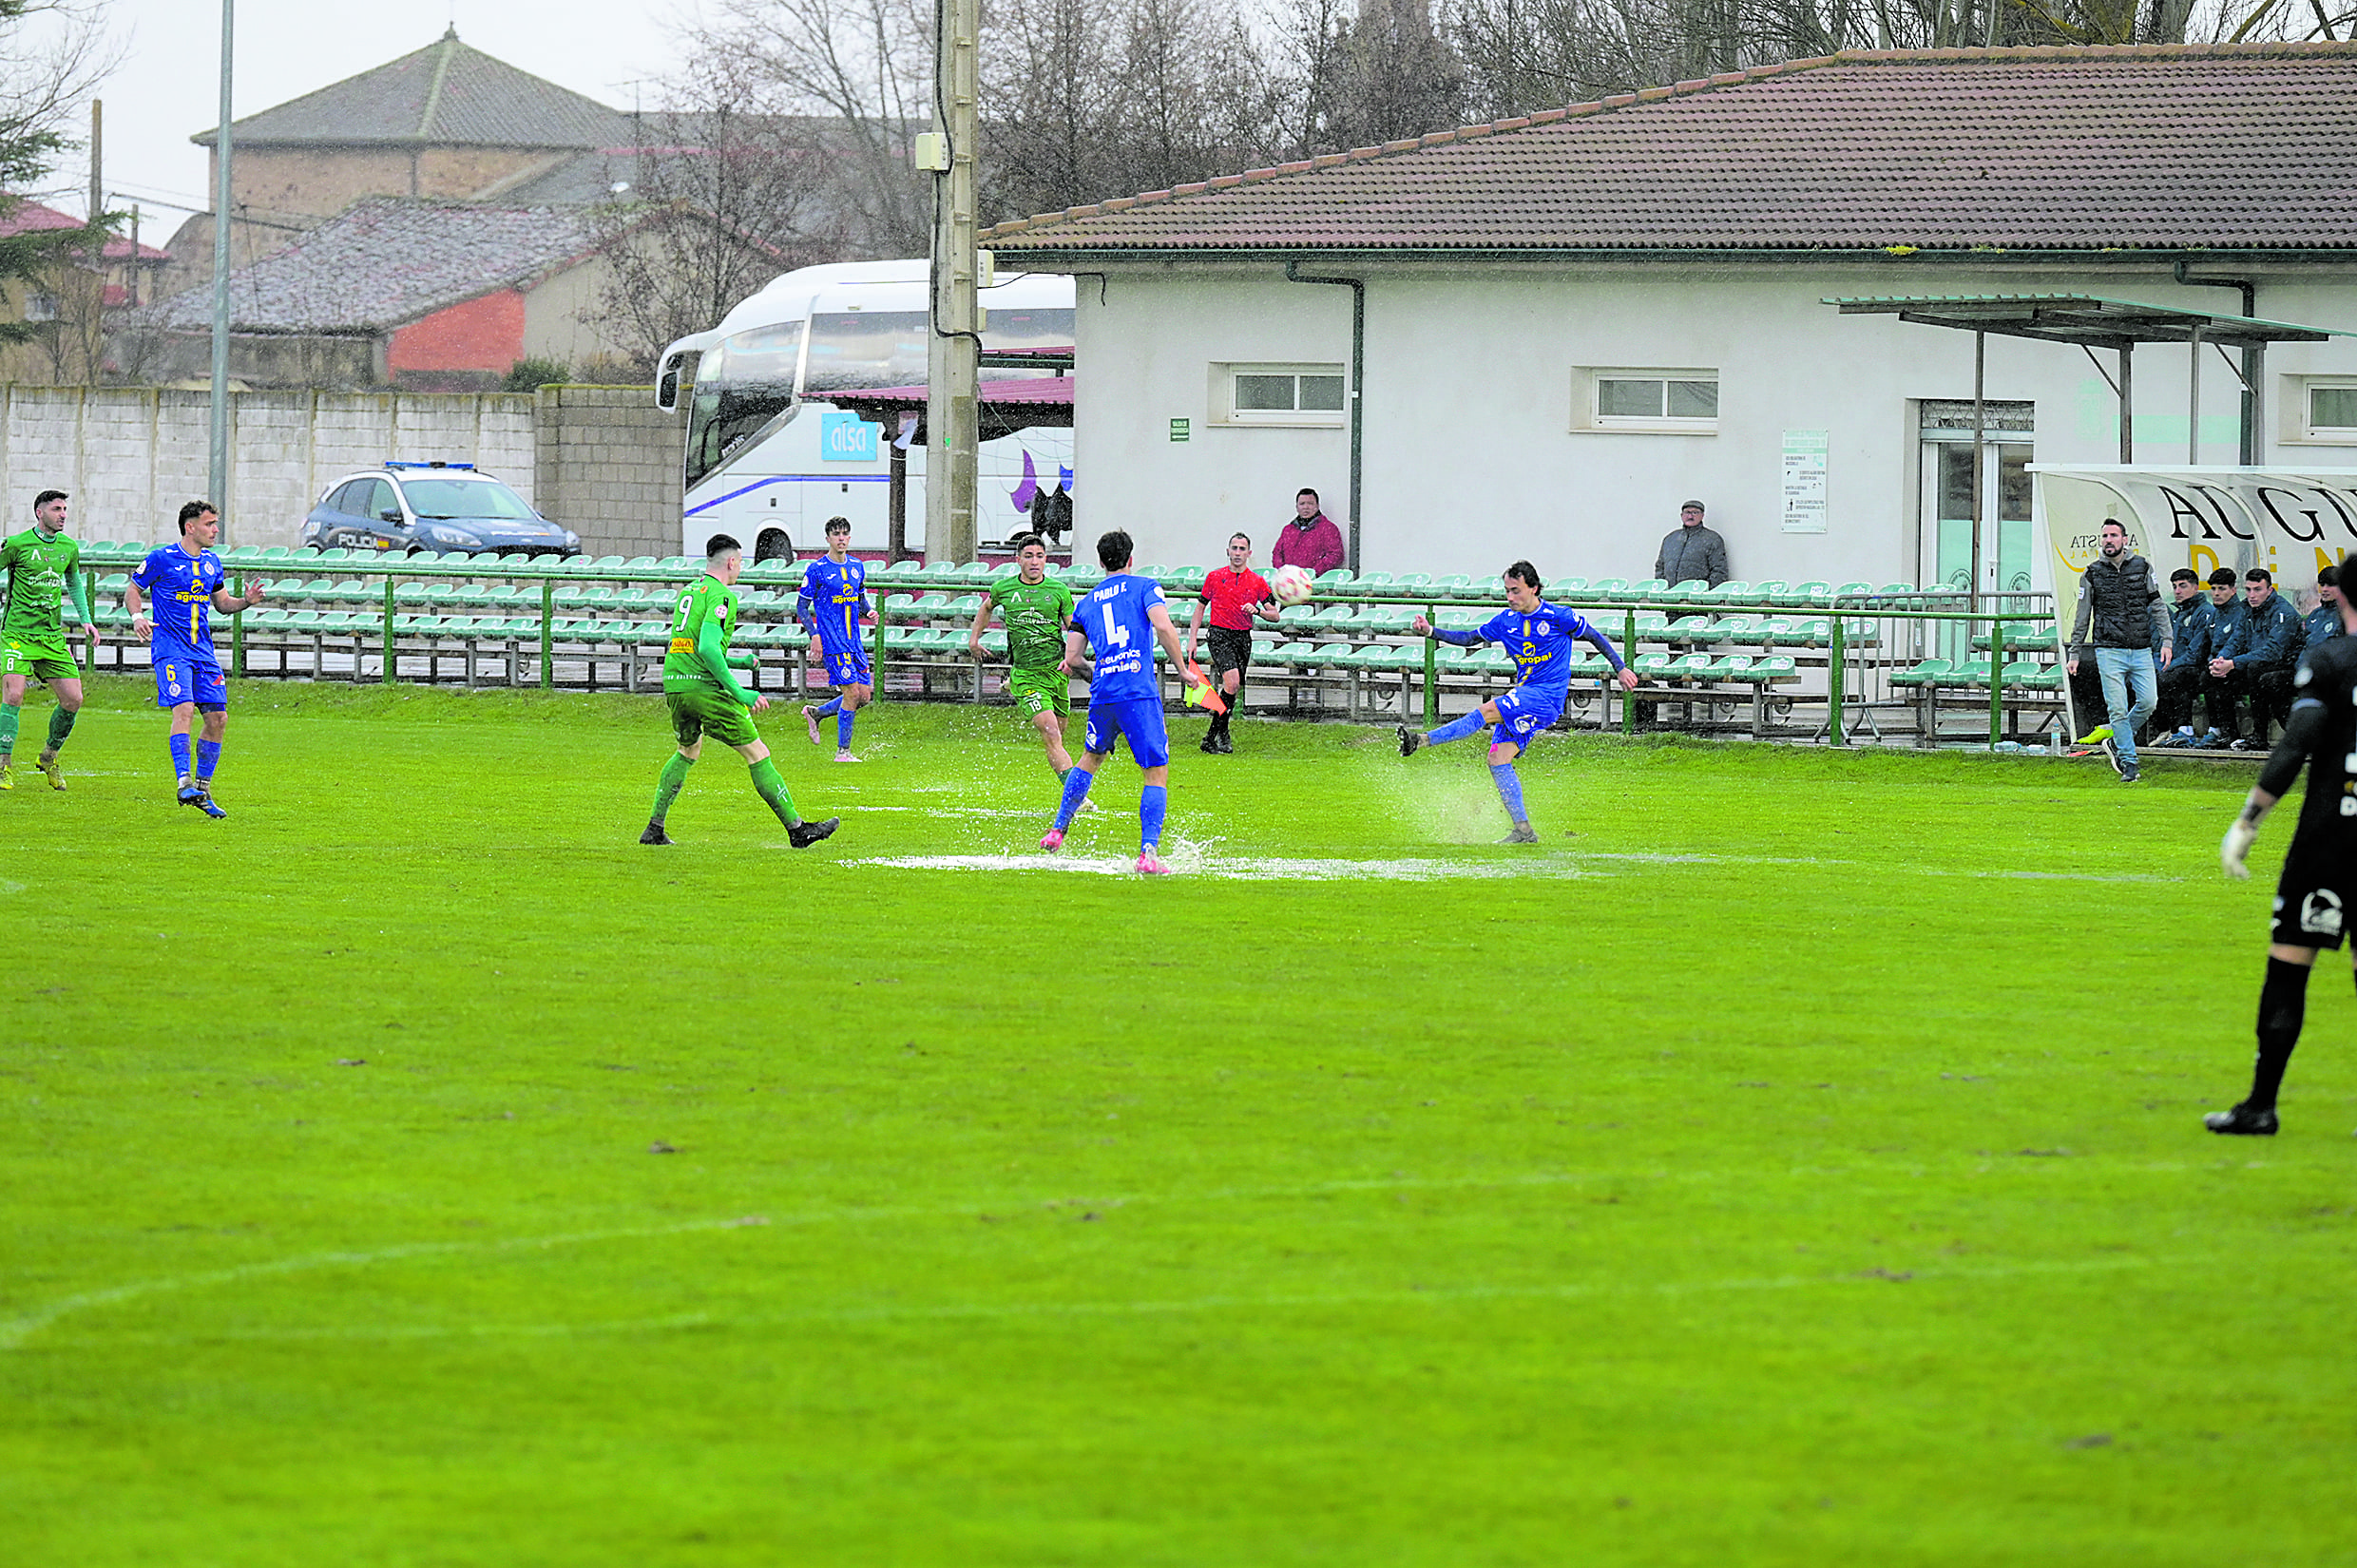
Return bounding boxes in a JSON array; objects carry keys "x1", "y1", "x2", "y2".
[
  {"x1": 1083, "y1": 695, "x2": 1171, "y2": 769},
  {"x1": 821, "y1": 641, "x2": 872, "y2": 686},
  {"x1": 1491, "y1": 683, "x2": 1564, "y2": 747},
  {"x1": 154, "y1": 650, "x2": 226, "y2": 711}
]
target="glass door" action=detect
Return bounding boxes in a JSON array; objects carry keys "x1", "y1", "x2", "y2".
[{"x1": 1924, "y1": 435, "x2": 2033, "y2": 662}]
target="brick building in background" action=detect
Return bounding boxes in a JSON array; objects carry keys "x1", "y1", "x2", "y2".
[{"x1": 0, "y1": 200, "x2": 170, "y2": 386}]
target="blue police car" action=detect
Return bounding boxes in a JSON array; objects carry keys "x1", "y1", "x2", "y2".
[{"x1": 300, "y1": 462, "x2": 581, "y2": 556}]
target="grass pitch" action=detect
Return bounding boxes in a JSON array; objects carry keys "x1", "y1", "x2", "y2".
[{"x1": 4, "y1": 679, "x2": 2352, "y2": 1566}]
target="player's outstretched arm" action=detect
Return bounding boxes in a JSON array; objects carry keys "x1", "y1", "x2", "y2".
[
  {"x1": 124, "y1": 580, "x2": 152, "y2": 641},
  {"x1": 1058, "y1": 626, "x2": 1089, "y2": 677},
  {"x1": 1148, "y1": 602, "x2": 1189, "y2": 670},
  {"x1": 966, "y1": 597, "x2": 995, "y2": 656},
  {"x1": 210, "y1": 582, "x2": 263, "y2": 614},
  {"x1": 2223, "y1": 698, "x2": 2321, "y2": 876},
  {"x1": 1182, "y1": 593, "x2": 1205, "y2": 657},
  {"x1": 1578, "y1": 621, "x2": 1641, "y2": 691},
  {"x1": 694, "y1": 619, "x2": 760, "y2": 708}
]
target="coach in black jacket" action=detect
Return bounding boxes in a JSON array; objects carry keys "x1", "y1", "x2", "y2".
[
  {"x1": 2066, "y1": 520, "x2": 2171, "y2": 780},
  {"x1": 2207, "y1": 567, "x2": 2304, "y2": 748}
]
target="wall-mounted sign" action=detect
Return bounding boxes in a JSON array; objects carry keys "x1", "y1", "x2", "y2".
[
  {"x1": 1169, "y1": 418, "x2": 1191, "y2": 443},
  {"x1": 1782, "y1": 429, "x2": 1829, "y2": 533},
  {"x1": 820, "y1": 410, "x2": 881, "y2": 463}
]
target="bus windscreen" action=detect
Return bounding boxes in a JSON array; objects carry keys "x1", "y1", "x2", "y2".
[{"x1": 684, "y1": 322, "x2": 805, "y2": 489}]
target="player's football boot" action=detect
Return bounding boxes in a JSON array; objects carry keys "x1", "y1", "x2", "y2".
[
  {"x1": 2204, "y1": 1102, "x2": 2278, "y2": 1136},
  {"x1": 803, "y1": 706, "x2": 823, "y2": 746},
  {"x1": 35, "y1": 753, "x2": 64, "y2": 791},
  {"x1": 1135, "y1": 851, "x2": 1171, "y2": 874},
  {"x1": 1397, "y1": 725, "x2": 1424, "y2": 757},
  {"x1": 0, "y1": 760, "x2": 12, "y2": 790},
  {"x1": 639, "y1": 822, "x2": 673, "y2": 845},
  {"x1": 193, "y1": 791, "x2": 228, "y2": 819},
  {"x1": 834, "y1": 750, "x2": 861, "y2": 763},
  {"x1": 786, "y1": 815, "x2": 840, "y2": 849},
  {"x1": 1039, "y1": 828, "x2": 1065, "y2": 851},
  {"x1": 2101, "y1": 736, "x2": 2128, "y2": 777},
  {"x1": 1499, "y1": 824, "x2": 1541, "y2": 844},
  {"x1": 177, "y1": 783, "x2": 207, "y2": 810}
]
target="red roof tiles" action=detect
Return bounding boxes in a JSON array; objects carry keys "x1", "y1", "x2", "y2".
[{"x1": 984, "y1": 44, "x2": 2357, "y2": 254}]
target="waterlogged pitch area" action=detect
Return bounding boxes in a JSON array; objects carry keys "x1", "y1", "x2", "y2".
[{"x1": 6, "y1": 681, "x2": 2354, "y2": 1565}]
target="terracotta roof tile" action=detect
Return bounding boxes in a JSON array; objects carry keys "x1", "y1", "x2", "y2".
[{"x1": 986, "y1": 43, "x2": 2357, "y2": 253}]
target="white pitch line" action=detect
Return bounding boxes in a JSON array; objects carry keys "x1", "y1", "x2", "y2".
[{"x1": 5, "y1": 1158, "x2": 2220, "y2": 1348}]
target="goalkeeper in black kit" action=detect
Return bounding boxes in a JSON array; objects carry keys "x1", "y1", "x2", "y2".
[{"x1": 2212, "y1": 563, "x2": 2357, "y2": 1135}]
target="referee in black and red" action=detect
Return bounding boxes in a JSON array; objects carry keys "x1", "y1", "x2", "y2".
[{"x1": 1184, "y1": 532, "x2": 1282, "y2": 754}]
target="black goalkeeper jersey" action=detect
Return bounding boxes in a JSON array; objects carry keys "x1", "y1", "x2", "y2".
[{"x1": 2286, "y1": 635, "x2": 2357, "y2": 851}]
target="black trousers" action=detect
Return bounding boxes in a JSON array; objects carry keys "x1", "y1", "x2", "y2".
[
  {"x1": 2205, "y1": 663, "x2": 2294, "y2": 742},
  {"x1": 2154, "y1": 659, "x2": 2204, "y2": 735}
]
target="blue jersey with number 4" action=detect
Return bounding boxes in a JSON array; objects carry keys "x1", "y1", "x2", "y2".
[
  {"x1": 797, "y1": 556, "x2": 868, "y2": 651},
  {"x1": 133, "y1": 545, "x2": 226, "y2": 660},
  {"x1": 1073, "y1": 573, "x2": 1166, "y2": 702}
]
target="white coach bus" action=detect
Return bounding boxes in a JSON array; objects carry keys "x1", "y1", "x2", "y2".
[{"x1": 654, "y1": 259, "x2": 1074, "y2": 561}]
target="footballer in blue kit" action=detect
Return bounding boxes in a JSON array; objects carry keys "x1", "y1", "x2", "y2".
[
  {"x1": 125, "y1": 501, "x2": 266, "y2": 816},
  {"x1": 1040, "y1": 529, "x2": 1194, "y2": 872},
  {"x1": 797, "y1": 516, "x2": 872, "y2": 760},
  {"x1": 1399, "y1": 560, "x2": 1638, "y2": 842}
]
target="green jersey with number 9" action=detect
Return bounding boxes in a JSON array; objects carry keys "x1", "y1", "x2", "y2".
[{"x1": 661, "y1": 576, "x2": 741, "y2": 694}]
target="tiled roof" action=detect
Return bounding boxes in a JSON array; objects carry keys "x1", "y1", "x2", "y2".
[
  {"x1": 193, "y1": 29, "x2": 629, "y2": 150},
  {"x1": 126, "y1": 198, "x2": 604, "y2": 334},
  {"x1": 0, "y1": 197, "x2": 171, "y2": 260},
  {"x1": 985, "y1": 44, "x2": 2357, "y2": 254}
]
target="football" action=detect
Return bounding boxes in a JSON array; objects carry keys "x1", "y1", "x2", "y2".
[{"x1": 1270, "y1": 564, "x2": 1315, "y2": 605}]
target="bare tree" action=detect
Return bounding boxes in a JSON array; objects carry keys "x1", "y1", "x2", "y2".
[
  {"x1": 685, "y1": 0, "x2": 933, "y2": 257},
  {"x1": 586, "y1": 103, "x2": 842, "y2": 374},
  {"x1": 0, "y1": 0, "x2": 122, "y2": 358}
]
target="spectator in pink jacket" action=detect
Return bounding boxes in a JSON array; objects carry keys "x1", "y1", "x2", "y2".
[{"x1": 1272, "y1": 488, "x2": 1346, "y2": 576}]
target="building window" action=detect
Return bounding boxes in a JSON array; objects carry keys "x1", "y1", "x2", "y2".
[
  {"x1": 23, "y1": 293, "x2": 57, "y2": 323},
  {"x1": 1573, "y1": 368, "x2": 1719, "y2": 434},
  {"x1": 1209, "y1": 363, "x2": 1347, "y2": 427},
  {"x1": 2283, "y1": 375, "x2": 2357, "y2": 445}
]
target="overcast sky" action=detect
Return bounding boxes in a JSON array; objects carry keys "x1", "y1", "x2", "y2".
[{"x1": 46, "y1": 0, "x2": 697, "y2": 232}]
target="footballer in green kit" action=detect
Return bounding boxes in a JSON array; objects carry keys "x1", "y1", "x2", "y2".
[
  {"x1": 0, "y1": 488, "x2": 97, "y2": 792},
  {"x1": 968, "y1": 532, "x2": 1085, "y2": 780},
  {"x1": 642, "y1": 533, "x2": 840, "y2": 850}
]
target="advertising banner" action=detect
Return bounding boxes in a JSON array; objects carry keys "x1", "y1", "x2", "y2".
[{"x1": 2032, "y1": 467, "x2": 2357, "y2": 736}]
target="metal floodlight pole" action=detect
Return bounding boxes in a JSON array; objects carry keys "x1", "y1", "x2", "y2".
[
  {"x1": 924, "y1": 0, "x2": 981, "y2": 566},
  {"x1": 2187, "y1": 322, "x2": 2203, "y2": 467},
  {"x1": 1969, "y1": 330, "x2": 1985, "y2": 604},
  {"x1": 208, "y1": 0, "x2": 234, "y2": 530}
]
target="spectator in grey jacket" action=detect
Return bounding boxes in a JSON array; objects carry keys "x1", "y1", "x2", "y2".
[
  {"x1": 2066, "y1": 519, "x2": 2170, "y2": 781},
  {"x1": 2207, "y1": 567, "x2": 2304, "y2": 748},
  {"x1": 1654, "y1": 500, "x2": 1729, "y2": 587}
]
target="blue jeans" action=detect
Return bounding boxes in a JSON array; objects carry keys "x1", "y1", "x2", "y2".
[{"x1": 2096, "y1": 646, "x2": 2157, "y2": 767}]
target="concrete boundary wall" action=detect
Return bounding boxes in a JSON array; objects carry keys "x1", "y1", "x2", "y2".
[{"x1": 0, "y1": 384, "x2": 682, "y2": 555}]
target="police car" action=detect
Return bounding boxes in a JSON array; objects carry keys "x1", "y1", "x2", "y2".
[{"x1": 299, "y1": 462, "x2": 582, "y2": 556}]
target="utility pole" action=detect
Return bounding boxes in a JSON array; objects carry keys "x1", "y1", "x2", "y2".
[
  {"x1": 87, "y1": 101, "x2": 101, "y2": 220},
  {"x1": 924, "y1": 0, "x2": 981, "y2": 565},
  {"x1": 209, "y1": 0, "x2": 235, "y2": 529}
]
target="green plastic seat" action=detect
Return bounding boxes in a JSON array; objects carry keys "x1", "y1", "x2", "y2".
[
  {"x1": 1630, "y1": 651, "x2": 1675, "y2": 678},
  {"x1": 1776, "y1": 580, "x2": 1833, "y2": 608},
  {"x1": 1698, "y1": 580, "x2": 1753, "y2": 605},
  {"x1": 1587, "y1": 577, "x2": 1629, "y2": 599},
  {"x1": 1389, "y1": 572, "x2": 1433, "y2": 597},
  {"x1": 1757, "y1": 655, "x2": 1798, "y2": 680},
  {"x1": 1830, "y1": 581, "x2": 1875, "y2": 604},
  {"x1": 1948, "y1": 658, "x2": 1997, "y2": 687},
  {"x1": 1747, "y1": 580, "x2": 1789, "y2": 605},
  {"x1": 1666, "y1": 613, "x2": 1715, "y2": 640},
  {"x1": 1711, "y1": 653, "x2": 1761, "y2": 681},
  {"x1": 1313, "y1": 568, "x2": 1353, "y2": 587},
  {"x1": 1668, "y1": 651, "x2": 1715, "y2": 679},
  {"x1": 1544, "y1": 576, "x2": 1589, "y2": 597},
  {"x1": 1889, "y1": 658, "x2": 1953, "y2": 688},
  {"x1": 1658, "y1": 579, "x2": 1709, "y2": 604},
  {"x1": 2003, "y1": 660, "x2": 2061, "y2": 690},
  {"x1": 1353, "y1": 571, "x2": 1394, "y2": 591}
]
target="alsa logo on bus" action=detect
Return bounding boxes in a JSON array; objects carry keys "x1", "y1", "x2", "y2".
[{"x1": 820, "y1": 411, "x2": 880, "y2": 464}]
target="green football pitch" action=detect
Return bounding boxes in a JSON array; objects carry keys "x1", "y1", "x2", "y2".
[{"x1": 5, "y1": 679, "x2": 2351, "y2": 1566}]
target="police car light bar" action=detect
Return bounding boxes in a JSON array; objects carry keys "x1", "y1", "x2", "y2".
[{"x1": 383, "y1": 460, "x2": 476, "y2": 470}]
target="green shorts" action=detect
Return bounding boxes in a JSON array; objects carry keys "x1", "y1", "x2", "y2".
[
  {"x1": 1009, "y1": 666, "x2": 1070, "y2": 719},
  {"x1": 2, "y1": 638, "x2": 74, "y2": 682},
  {"x1": 667, "y1": 686, "x2": 759, "y2": 751}
]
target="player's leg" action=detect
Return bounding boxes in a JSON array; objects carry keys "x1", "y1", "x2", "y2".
[
  {"x1": 2208, "y1": 942, "x2": 2321, "y2": 1135},
  {"x1": 1400, "y1": 697, "x2": 1504, "y2": 756},
  {"x1": 1124, "y1": 700, "x2": 1174, "y2": 870},
  {"x1": 834, "y1": 676, "x2": 872, "y2": 757},
  {"x1": 727, "y1": 718, "x2": 839, "y2": 848},
  {"x1": 644, "y1": 696, "x2": 703, "y2": 843},
  {"x1": 34, "y1": 673, "x2": 83, "y2": 790},
  {"x1": 0, "y1": 665, "x2": 24, "y2": 787},
  {"x1": 1043, "y1": 703, "x2": 1113, "y2": 848},
  {"x1": 188, "y1": 703, "x2": 229, "y2": 815},
  {"x1": 1032, "y1": 704, "x2": 1074, "y2": 774}
]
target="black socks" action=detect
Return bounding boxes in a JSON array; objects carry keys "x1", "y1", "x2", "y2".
[{"x1": 2248, "y1": 955, "x2": 2314, "y2": 1111}]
